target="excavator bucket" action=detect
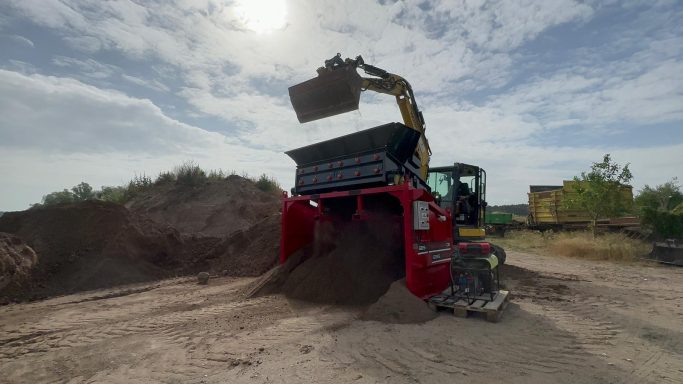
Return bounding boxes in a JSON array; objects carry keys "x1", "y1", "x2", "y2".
[
  {"x1": 648, "y1": 240, "x2": 683, "y2": 266},
  {"x1": 289, "y1": 66, "x2": 363, "y2": 123}
]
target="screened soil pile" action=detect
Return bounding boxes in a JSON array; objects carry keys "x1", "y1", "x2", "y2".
[
  {"x1": 361, "y1": 279, "x2": 437, "y2": 324},
  {"x1": 0, "y1": 233, "x2": 38, "y2": 302},
  {"x1": 248, "y1": 221, "x2": 404, "y2": 306},
  {"x1": 0, "y1": 201, "x2": 213, "y2": 301},
  {"x1": 126, "y1": 175, "x2": 280, "y2": 237}
]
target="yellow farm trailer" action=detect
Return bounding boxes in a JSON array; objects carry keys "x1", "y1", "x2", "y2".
[{"x1": 527, "y1": 181, "x2": 634, "y2": 229}]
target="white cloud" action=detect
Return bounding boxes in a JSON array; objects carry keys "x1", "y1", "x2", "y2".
[
  {"x1": 0, "y1": 69, "x2": 292, "y2": 210},
  {"x1": 121, "y1": 74, "x2": 170, "y2": 92},
  {"x1": 0, "y1": 70, "x2": 223, "y2": 153},
  {"x1": 52, "y1": 56, "x2": 118, "y2": 79},
  {"x1": 0, "y1": 0, "x2": 681, "y2": 210},
  {"x1": 3, "y1": 0, "x2": 598, "y2": 99},
  {"x1": 491, "y1": 59, "x2": 683, "y2": 129},
  {"x1": 8, "y1": 34, "x2": 34, "y2": 47}
]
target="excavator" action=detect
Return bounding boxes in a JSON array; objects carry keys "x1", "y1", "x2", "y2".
[{"x1": 281, "y1": 54, "x2": 507, "y2": 314}]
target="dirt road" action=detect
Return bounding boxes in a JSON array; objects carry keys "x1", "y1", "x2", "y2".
[{"x1": 1, "y1": 251, "x2": 682, "y2": 383}]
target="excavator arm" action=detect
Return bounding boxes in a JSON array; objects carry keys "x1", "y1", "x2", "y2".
[{"x1": 289, "y1": 54, "x2": 432, "y2": 180}]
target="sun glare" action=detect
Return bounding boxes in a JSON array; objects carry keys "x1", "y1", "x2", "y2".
[{"x1": 234, "y1": 0, "x2": 287, "y2": 33}]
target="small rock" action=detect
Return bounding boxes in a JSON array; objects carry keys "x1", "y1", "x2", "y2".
[
  {"x1": 258, "y1": 347, "x2": 265, "y2": 352},
  {"x1": 197, "y1": 272, "x2": 210, "y2": 285}
]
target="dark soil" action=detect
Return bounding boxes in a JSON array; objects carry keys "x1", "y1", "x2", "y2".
[
  {"x1": 0, "y1": 176, "x2": 284, "y2": 302},
  {"x1": 0, "y1": 201, "x2": 213, "y2": 301},
  {"x1": 361, "y1": 279, "x2": 438, "y2": 324},
  {"x1": 248, "y1": 221, "x2": 405, "y2": 306},
  {"x1": 204, "y1": 214, "x2": 281, "y2": 276}
]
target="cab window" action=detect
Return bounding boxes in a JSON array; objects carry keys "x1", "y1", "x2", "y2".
[{"x1": 427, "y1": 171, "x2": 453, "y2": 202}]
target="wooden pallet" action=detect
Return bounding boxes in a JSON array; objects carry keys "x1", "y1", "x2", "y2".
[{"x1": 428, "y1": 290, "x2": 510, "y2": 322}]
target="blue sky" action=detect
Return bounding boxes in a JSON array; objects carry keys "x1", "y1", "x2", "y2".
[{"x1": 0, "y1": 0, "x2": 681, "y2": 211}]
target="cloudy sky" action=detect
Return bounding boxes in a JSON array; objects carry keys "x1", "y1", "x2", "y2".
[{"x1": 0, "y1": 0, "x2": 681, "y2": 211}]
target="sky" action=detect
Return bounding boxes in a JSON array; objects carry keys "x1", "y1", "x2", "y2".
[{"x1": 0, "y1": 0, "x2": 681, "y2": 211}]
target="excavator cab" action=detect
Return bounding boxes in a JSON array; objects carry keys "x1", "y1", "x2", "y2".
[{"x1": 427, "y1": 163, "x2": 487, "y2": 242}]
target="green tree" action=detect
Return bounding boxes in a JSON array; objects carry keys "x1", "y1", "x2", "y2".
[
  {"x1": 71, "y1": 182, "x2": 94, "y2": 201},
  {"x1": 41, "y1": 189, "x2": 76, "y2": 205},
  {"x1": 636, "y1": 179, "x2": 683, "y2": 239},
  {"x1": 635, "y1": 178, "x2": 683, "y2": 212},
  {"x1": 565, "y1": 154, "x2": 633, "y2": 237}
]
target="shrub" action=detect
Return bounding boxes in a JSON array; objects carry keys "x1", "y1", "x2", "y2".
[
  {"x1": 207, "y1": 169, "x2": 226, "y2": 181},
  {"x1": 124, "y1": 174, "x2": 153, "y2": 200},
  {"x1": 641, "y1": 209, "x2": 683, "y2": 239},
  {"x1": 155, "y1": 171, "x2": 175, "y2": 185},
  {"x1": 41, "y1": 189, "x2": 76, "y2": 206},
  {"x1": 174, "y1": 160, "x2": 206, "y2": 186},
  {"x1": 254, "y1": 174, "x2": 280, "y2": 193},
  {"x1": 98, "y1": 186, "x2": 127, "y2": 204}
]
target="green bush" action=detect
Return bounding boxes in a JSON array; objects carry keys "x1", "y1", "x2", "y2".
[
  {"x1": 155, "y1": 171, "x2": 175, "y2": 185},
  {"x1": 641, "y1": 209, "x2": 683, "y2": 239},
  {"x1": 174, "y1": 160, "x2": 206, "y2": 186},
  {"x1": 41, "y1": 189, "x2": 76, "y2": 206},
  {"x1": 71, "y1": 182, "x2": 94, "y2": 201},
  {"x1": 636, "y1": 178, "x2": 683, "y2": 239},
  {"x1": 254, "y1": 174, "x2": 280, "y2": 193},
  {"x1": 98, "y1": 186, "x2": 127, "y2": 204},
  {"x1": 38, "y1": 182, "x2": 95, "y2": 206},
  {"x1": 31, "y1": 163, "x2": 281, "y2": 207},
  {"x1": 124, "y1": 174, "x2": 153, "y2": 200},
  {"x1": 207, "y1": 169, "x2": 226, "y2": 181}
]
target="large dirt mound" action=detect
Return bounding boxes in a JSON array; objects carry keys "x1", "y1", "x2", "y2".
[
  {"x1": 0, "y1": 201, "x2": 210, "y2": 301},
  {"x1": 126, "y1": 175, "x2": 280, "y2": 236},
  {"x1": 0, "y1": 233, "x2": 38, "y2": 300},
  {"x1": 204, "y1": 214, "x2": 281, "y2": 276},
  {"x1": 249, "y1": 221, "x2": 404, "y2": 305}
]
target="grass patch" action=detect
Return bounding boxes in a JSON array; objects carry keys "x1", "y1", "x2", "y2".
[{"x1": 496, "y1": 230, "x2": 650, "y2": 262}]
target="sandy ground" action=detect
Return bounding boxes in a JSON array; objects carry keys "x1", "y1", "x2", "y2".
[{"x1": 1, "y1": 251, "x2": 682, "y2": 384}]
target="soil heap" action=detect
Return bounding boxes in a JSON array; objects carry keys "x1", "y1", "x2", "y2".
[
  {"x1": 203, "y1": 214, "x2": 281, "y2": 276},
  {"x1": 361, "y1": 279, "x2": 438, "y2": 323},
  {"x1": 126, "y1": 175, "x2": 280, "y2": 237},
  {"x1": 249, "y1": 221, "x2": 405, "y2": 306},
  {"x1": 0, "y1": 175, "x2": 284, "y2": 301},
  {"x1": 0, "y1": 201, "x2": 208, "y2": 301}
]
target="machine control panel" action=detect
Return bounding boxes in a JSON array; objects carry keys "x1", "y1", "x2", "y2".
[{"x1": 413, "y1": 201, "x2": 430, "y2": 230}]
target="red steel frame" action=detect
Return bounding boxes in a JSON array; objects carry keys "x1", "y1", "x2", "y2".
[{"x1": 280, "y1": 181, "x2": 453, "y2": 299}]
